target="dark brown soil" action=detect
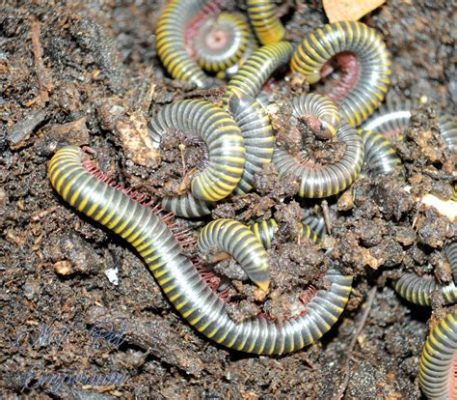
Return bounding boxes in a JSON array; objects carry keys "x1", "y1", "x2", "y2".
[{"x1": 1, "y1": 0, "x2": 455, "y2": 399}]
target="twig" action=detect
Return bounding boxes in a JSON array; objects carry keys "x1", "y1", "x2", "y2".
[
  {"x1": 30, "y1": 18, "x2": 53, "y2": 106},
  {"x1": 332, "y1": 286, "x2": 377, "y2": 400},
  {"x1": 322, "y1": 200, "x2": 333, "y2": 234}
]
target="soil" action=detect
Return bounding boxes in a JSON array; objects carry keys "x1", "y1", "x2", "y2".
[{"x1": 1, "y1": 0, "x2": 456, "y2": 399}]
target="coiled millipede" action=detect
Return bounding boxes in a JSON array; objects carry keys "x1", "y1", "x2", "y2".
[
  {"x1": 249, "y1": 218, "x2": 320, "y2": 249},
  {"x1": 246, "y1": 0, "x2": 285, "y2": 45},
  {"x1": 198, "y1": 219, "x2": 271, "y2": 292},
  {"x1": 148, "y1": 99, "x2": 245, "y2": 203},
  {"x1": 48, "y1": 146, "x2": 352, "y2": 355},
  {"x1": 290, "y1": 21, "x2": 392, "y2": 127},
  {"x1": 223, "y1": 41, "x2": 293, "y2": 104},
  {"x1": 226, "y1": 93, "x2": 275, "y2": 195},
  {"x1": 192, "y1": 12, "x2": 250, "y2": 73},
  {"x1": 359, "y1": 129, "x2": 401, "y2": 176},
  {"x1": 419, "y1": 311, "x2": 457, "y2": 399},
  {"x1": 273, "y1": 93, "x2": 365, "y2": 198},
  {"x1": 156, "y1": 0, "x2": 211, "y2": 88}
]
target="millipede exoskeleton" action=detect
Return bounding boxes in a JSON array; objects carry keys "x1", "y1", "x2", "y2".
[
  {"x1": 393, "y1": 273, "x2": 457, "y2": 307},
  {"x1": 148, "y1": 99, "x2": 245, "y2": 202},
  {"x1": 226, "y1": 93, "x2": 275, "y2": 194},
  {"x1": 359, "y1": 128, "x2": 402, "y2": 176},
  {"x1": 246, "y1": 0, "x2": 285, "y2": 45},
  {"x1": 273, "y1": 94, "x2": 365, "y2": 198},
  {"x1": 156, "y1": 0, "x2": 213, "y2": 88},
  {"x1": 198, "y1": 218, "x2": 271, "y2": 292},
  {"x1": 419, "y1": 311, "x2": 457, "y2": 399},
  {"x1": 223, "y1": 41, "x2": 293, "y2": 104},
  {"x1": 290, "y1": 21, "x2": 392, "y2": 127},
  {"x1": 48, "y1": 146, "x2": 352, "y2": 355},
  {"x1": 192, "y1": 12, "x2": 250, "y2": 73}
]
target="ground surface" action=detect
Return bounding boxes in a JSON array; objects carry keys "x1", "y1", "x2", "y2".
[{"x1": 0, "y1": 0, "x2": 456, "y2": 399}]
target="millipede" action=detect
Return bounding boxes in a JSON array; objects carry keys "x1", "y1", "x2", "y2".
[
  {"x1": 249, "y1": 218, "x2": 320, "y2": 249},
  {"x1": 156, "y1": 0, "x2": 212, "y2": 88},
  {"x1": 273, "y1": 93, "x2": 365, "y2": 198},
  {"x1": 226, "y1": 93, "x2": 275, "y2": 195},
  {"x1": 246, "y1": 0, "x2": 285, "y2": 45},
  {"x1": 48, "y1": 146, "x2": 353, "y2": 355},
  {"x1": 290, "y1": 21, "x2": 392, "y2": 127},
  {"x1": 223, "y1": 41, "x2": 293, "y2": 104},
  {"x1": 446, "y1": 242, "x2": 457, "y2": 283},
  {"x1": 198, "y1": 218, "x2": 271, "y2": 292},
  {"x1": 363, "y1": 99, "x2": 457, "y2": 150},
  {"x1": 359, "y1": 128, "x2": 402, "y2": 176},
  {"x1": 148, "y1": 99, "x2": 246, "y2": 203},
  {"x1": 419, "y1": 311, "x2": 457, "y2": 399},
  {"x1": 192, "y1": 12, "x2": 250, "y2": 73},
  {"x1": 393, "y1": 273, "x2": 457, "y2": 307}
]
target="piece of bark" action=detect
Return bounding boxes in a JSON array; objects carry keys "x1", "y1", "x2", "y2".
[{"x1": 323, "y1": 0, "x2": 386, "y2": 23}]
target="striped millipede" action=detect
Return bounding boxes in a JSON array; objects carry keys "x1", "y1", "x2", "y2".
[
  {"x1": 363, "y1": 99, "x2": 457, "y2": 150},
  {"x1": 250, "y1": 218, "x2": 320, "y2": 249},
  {"x1": 362, "y1": 99, "x2": 415, "y2": 141},
  {"x1": 198, "y1": 219, "x2": 271, "y2": 291},
  {"x1": 290, "y1": 21, "x2": 392, "y2": 127},
  {"x1": 220, "y1": 29, "x2": 259, "y2": 79},
  {"x1": 246, "y1": 0, "x2": 285, "y2": 45},
  {"x1": 193, "y1": 12, "x2": 250, "y2": 73},
  {"x1": 223, "y1": 41, "x2": 293, "y2": 104},
  {"x1": 148, "y1": 99, "x2": 245, "y2": 203},
  {"x1": 161, "y1": 192, "x2": 213, "y2": 218},
  {"x1": 226, "y1": 93, "x2": 275, "y2": 195},
  {"x1": 156, "y1": 0, "x2": 211, "y2": 88},
  {"x1": 446, "y1": 242, "x2": 457, "y2": 283},
  {"x1": 303, "y1": 213, "x2": 327, "y2": 238},
  {"x1": 49, "y1": 146, "x2": 352, "y2": 355},
  {"x1": 393, "y1": 273, "x2": 457, "y2": 307},
  {"x1": 359, "y1": 128, "x2": 402, "y2": 176},
  {"x1": 439, "y1": 114, "x2": 457, "y2": 152},
  {"x1": 419, "y1": 311, "x2": 457, "y2": 399},
  {"x1": 273, "y1": 94, "x2": 365, "y2": 198},
  {"x1": 292, "y1": 93, "x2": 342, "y2": 140}
]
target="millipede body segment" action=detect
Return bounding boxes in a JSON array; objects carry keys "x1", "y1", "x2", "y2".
[
  {"x1": 359, "y1": 128, "x2": 401, "y2": 176},
  {"x1": 419, "y1": 311, "x2": 457, "y2": 399},
  {"x1": 161, "y1": 192, "x2": 214, "y2": 218},
  {"x1": 291, "y1": 21, "x2": 392, "y2": 127},
  {"x1": 148, "y1": 99, "x2": 245, "y2": 202},
  {"x1": 226, "y1": 93, "x2": 275, "y2": 195},
  {"x1": 273, "y1": 94, "x2": 365, "y2": 198},
  {"x1": 156, "y1": 0, "x2": 211, "y2": 88},
  {"x1": 362, "y1": 99, "x2": 414, "y2": 141},
  {"x1": 48, "y1": 146, "x2": 352, "y2": 355},
  {"x1": 223, "y1": 41, "x2": 293, "y2": 104},
  {"x1": 250, "y1": 218, "x2": 320, "y2": 249},
  {"x1": 393, "y1": 273, "x2": 457, "y2": 307},
  {"x1": 446, "y1": 243, "x2": 457, "y2": 283},
  {"x1": 246, "y1": 0, "x2": 285, "y2": 45}
]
